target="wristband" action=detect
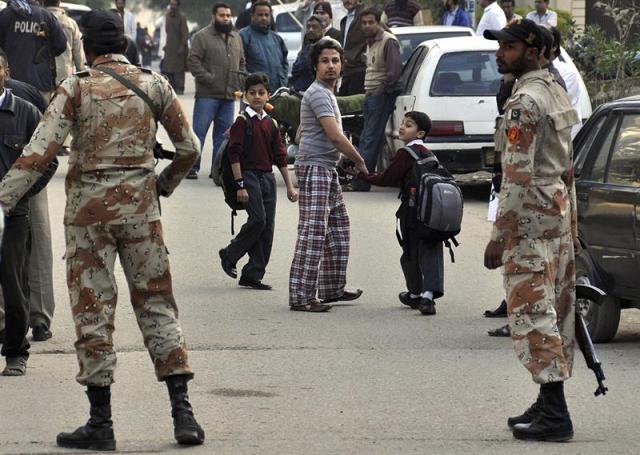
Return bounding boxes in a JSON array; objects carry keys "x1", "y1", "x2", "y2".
[{"x1": 234, "y1": 178, "x2": 245, "y2": 190}]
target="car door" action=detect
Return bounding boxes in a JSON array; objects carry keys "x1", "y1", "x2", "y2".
[
  {"x1": 577, "y1": 109, "x2": 640, "y2": 293},
  {"x1": 386, "y1": 45, "x2": 426, "y2": 152}
]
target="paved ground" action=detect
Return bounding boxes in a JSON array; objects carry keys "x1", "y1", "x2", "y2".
[{"x1": 1, "y1": 75, "x2": 640, "y2": 454}]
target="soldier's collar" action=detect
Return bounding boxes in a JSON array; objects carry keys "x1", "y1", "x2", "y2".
[{"x1": 91, "y1": 54, "x2": 130, "y2": 67}]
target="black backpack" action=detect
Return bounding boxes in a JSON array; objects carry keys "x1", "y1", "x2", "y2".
[
  {"x1": 400, "y1": 146, "x2": 463, "y2": 262},
  {"x1": 217, "y1": 110, "x2": 279, "y2": 233}
]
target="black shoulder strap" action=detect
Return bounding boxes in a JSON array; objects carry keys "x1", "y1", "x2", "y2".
[
  {"x1": 402, "y1": 145, "x2": 439, "y2": 166},
  {"x1": 95, "y1": 65, "x2": 159, "y2": 122}
]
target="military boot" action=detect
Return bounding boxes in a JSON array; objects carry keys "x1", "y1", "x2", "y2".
[
  {"x1": 56, "y1": 386, "x2": 116, "y2": 451},
  {"x1": 166, "y1": 375, "x2": 205, "y2": 445},
  {"x1": 507, "y1": 393, "x2": 543, "y2": 429},
  {"x1": 512, "y1": 382, "x2": 574, "y2": 442}
]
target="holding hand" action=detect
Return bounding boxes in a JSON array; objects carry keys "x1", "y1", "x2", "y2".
[
  {"x1": 484, "y1": 240, "x2": 504, "y2": 270},
  {"x1": 287, "y1": 186, "x2": 299, "y2": 203},
  {"x1": 355, "y1": 159, "x2": 369, "y2": 176},
  {"x1": 237, "y1": 189, "x2": 249, "y2": 204}
]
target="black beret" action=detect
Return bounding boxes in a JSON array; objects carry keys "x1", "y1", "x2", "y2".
[
  {"x1": 79, "y1": 10, "x2": 125, "y2": 45},
  {"x1": 483, "y1": 18, "x2": 544, "y2": 51}
]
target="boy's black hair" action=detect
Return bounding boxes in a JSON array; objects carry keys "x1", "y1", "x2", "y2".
[
  {"x1": 310, "y1": 37, "x2": 343, "y2": 67},
  {"x1": 550, "y1": 26, "x2": 562, "y2": 58},
  {"x1": 251, "y1": 0, "x2": 272, "y2": 14},
  {"x1": 245, "y1": 72, "x2": 269, "y2": 92},
  {"x1": 500, "y1": 0, "x2": 514, "y2": 5},
  {"x1": 360, "y1": 6, "x2": 382, "y2": 23},
  {"x1": 405, "y1": 111, "x2": 431, "y2": 139},
  {"x1": 212, "y1": 2, "x2": 231, "y2": 14}
]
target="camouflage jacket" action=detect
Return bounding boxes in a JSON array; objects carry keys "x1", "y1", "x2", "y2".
[
  {"x1": 0, "y1": 54, "x2": 200, "y2": 226},
  {"x1": 491, "y1": 69, "x2": 579, "y2": 251}
]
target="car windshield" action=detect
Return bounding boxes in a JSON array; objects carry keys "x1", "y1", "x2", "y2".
[
  {"x1": 396, "y1": 32, "x2": 471, "y2": 64},
  {"x1": 430, "y1": 51, "x2": 501, "y2": 97},
  {"x1": 276, "y1": 12, "x2": 301, "y2": 32}
]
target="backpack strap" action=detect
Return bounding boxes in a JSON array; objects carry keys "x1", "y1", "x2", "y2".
[{"x1": 402, "y1": 145, "x2": 439, "y2": 166}]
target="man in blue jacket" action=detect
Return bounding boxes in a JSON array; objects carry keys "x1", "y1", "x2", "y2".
[
  {"x1": 441, "y1": 0, "x2": 472, "y2": 27},
  {"x1": 240, "y1": 0, "x2": 288, "y2": 91},
  {"x1": 0, "y1": 0, "x2": 67, "y2": 95}
]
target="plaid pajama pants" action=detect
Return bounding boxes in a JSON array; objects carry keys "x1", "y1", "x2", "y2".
[{"x1": 289, "y1": 165, "x2": 350, "y2": 307}]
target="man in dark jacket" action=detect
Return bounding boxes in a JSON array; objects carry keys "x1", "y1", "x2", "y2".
[
  {"x1": 0, "y1": 0, "x2": 67, "y2": 95},
  {"x1": 161, "y1": 0, "x2": 189, "y2": 94},
  {"x1": 290, "y1": 15, "x2": 325, "y2": 93},
  {"x1": 0, "y1": 49, "x2": 57, "y2": 376},
  {"x1": 240, "y1": 1, "x2": 288, "y2": 92},
  {"x1": 339, "y1": 0, "x2": 367, "y2": 95}
]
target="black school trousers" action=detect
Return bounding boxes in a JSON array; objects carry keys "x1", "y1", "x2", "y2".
[
  {"x1": 398, "y1": 205, "x2": 444, "y2": 299},
  {"x1": 225, "y1": 170, "x2": 277, "y2": 281},
  {"x1": 1, "y1": 214, "x2": 31, "y2": 359}
]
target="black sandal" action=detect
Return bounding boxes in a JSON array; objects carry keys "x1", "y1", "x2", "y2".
[
  {"x1": 290, "y1": 301, "x2": 332, "y2": 312},
  {"x1": 487, "y1": 324, "x2": 511, "y2": 337}
]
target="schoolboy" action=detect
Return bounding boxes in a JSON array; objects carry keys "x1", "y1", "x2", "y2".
[
  {"x1": 219, "y1": 73, "x2": 298, "y2": 290},
  {"x1": 359, "y1": 111, "x2": 444, "y2": 315}
]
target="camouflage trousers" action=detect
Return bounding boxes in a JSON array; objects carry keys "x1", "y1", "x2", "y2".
[
  {"x1": 65, "y1": 221, "x2": 193, "y2": 387},
  {"x1": 503, "y1": 232, "x2": 576, "y2": 384}
]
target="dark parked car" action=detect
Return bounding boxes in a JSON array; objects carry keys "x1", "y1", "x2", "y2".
[{"x1": 573, "y1": 95, "x2": 640, "y2": 342}]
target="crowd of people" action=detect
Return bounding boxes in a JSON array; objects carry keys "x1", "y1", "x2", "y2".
[{"x1": 0, "y1": 0, "x2": 581, "y2": 449}]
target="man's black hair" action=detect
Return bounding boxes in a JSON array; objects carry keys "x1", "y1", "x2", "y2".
[
  {"x1": 212, "y1": 2, "x2": 230, "y2": 15},
  {"x1": 245, "y1": 72, "x2": 269, "y2": 92},
  {"x1": 405, "y1": 111, "x2": 432, "y2": 138},
  {"x1": 251, "y1": 0, "x2": 272, "y2": 14},
  {"x1": 309, "y1": 37, "x2": 344, "y2": 67},
  {"x1": 360, "y1": 6, "x2": 382, "y2": 23},
  {"x1": 550, "y1": 26, "x2": 562, "y2": 58},
  {"x1": 0, "y1": 48, "x2": 8, "y2": 68},
  {"x1": 539, "y1": 26, "x2": 553, "y2": 60},
  {"x1": 500, "y1": 0, "x2": 514, "y2": 5},
  {"x1": 43, "y1": 0, "x2": 61, "y2": 6}
]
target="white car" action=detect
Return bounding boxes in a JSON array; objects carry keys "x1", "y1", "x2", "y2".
[
  {"x1": 272, "y1": 1, "x2": 346, "y2": 76},
  {"x1": 391, "y1": 25, "x2": 474, "y2": 64},
  {"x1": 385, "y1": 36, "x2": 592, "y2": 174}
]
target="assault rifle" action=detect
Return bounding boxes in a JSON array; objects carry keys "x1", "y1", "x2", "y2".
[{"x1": 575, "y1": 283, "x2": 609, "y2": 397}]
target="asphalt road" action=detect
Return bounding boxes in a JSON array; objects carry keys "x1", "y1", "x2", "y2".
[{"x1": 1, "y1": 76, "x2": 640, "y2": 454}]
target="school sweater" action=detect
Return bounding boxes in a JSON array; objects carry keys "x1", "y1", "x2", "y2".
[
  {"x1": 361, "y1": 141, "x2": 433, "y2": 193},
  {"x1": 228, "y1": 110, "x2": 287, "y2": 171}
]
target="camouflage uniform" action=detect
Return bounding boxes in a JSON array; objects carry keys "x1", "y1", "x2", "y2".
[
  {"x1": 0, "y1": 54, "x2": 200, "y2": 386},
  {"x1": 491, "y1": 69, "x2": 580, "y2": 384}
]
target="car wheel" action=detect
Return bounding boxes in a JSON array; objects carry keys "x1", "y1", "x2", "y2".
[{"x1": 575, "y1": 253, "x2": 621, "y2": 343}]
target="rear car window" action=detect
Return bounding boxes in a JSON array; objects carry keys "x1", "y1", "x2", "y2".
[
  {"x1": 396, "y1": 32, "x2": 471, "y2": 64},
  {"x1": 276, "y1": 12, "x2": 301, "y2": 32},
  {"x1": 430, "y1": 51, "x2": 500, "y2": 96}
]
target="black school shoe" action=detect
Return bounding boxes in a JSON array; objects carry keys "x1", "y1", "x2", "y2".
[
  {"x1": 238, "y1": 277, "x2": 272, "y2": 290},
  {"x1": 322, "y1": 289, "x2": 363, "y2": 304},
  {"x1": 32, "y1": 324, "x2": 52, "y2": 341},
  {"x1": 219, "y1": 249, "x2": 237, "y2": 279},
  {"x1": 418, "y1": 298, "x2": 436, "y2": 315},
  {"x1": 398, "y1": 292, "x2": 421, "y2": 309}
]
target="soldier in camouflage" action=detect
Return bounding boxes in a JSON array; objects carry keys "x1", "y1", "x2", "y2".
[
  {"x1": 483, "y1": 19, "x2": 580, "y2": 442},
  {"x1": 0, "y1": 10, "x2": 204, "y2": 450}
]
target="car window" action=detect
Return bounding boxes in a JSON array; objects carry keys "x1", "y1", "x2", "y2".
[
  {"x1": 276, "y1": 12, "x2": 301, "y2": 32},
  {"x1": 574, "y1": 114, "x2": 607, "y2": 175},
  {"x1": 606, "y1": 114, "x2": 640, "y2": 187},
  {"x1": 430, "y1": 51, "x2": 500, "y2": 96},
  {"x1": 400, "y1": 46, "x2": 427, "y2": 93},
  {"x1": 395, "y1": 32, "x2": 471, "y2": 64},
  {"x1": 589, "y1": 119, "x2": 618, "y2": 183}
]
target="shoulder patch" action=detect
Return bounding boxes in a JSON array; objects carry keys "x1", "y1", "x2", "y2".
[
  {"x1": 507, "y1": 126, "x2": 521, "y2": 144},
  {"x1": 75, "y1": 70, "x2": 91, "y2": 78},
  {"x1": 510, "y1": 109, "x2": 521, "y2": 120}
]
